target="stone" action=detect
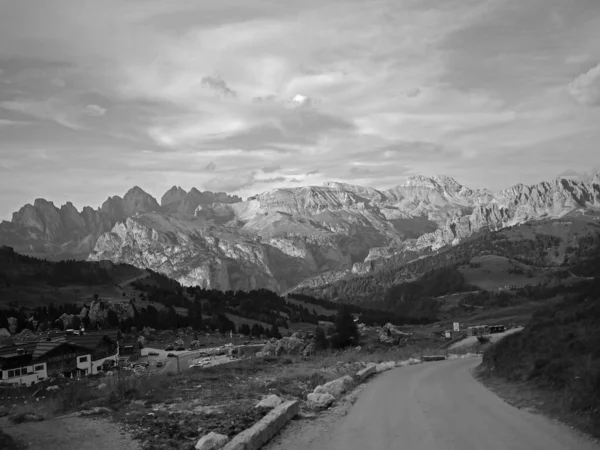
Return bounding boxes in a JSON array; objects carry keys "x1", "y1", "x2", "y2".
[
  {"x1": 313, "y1": 375, "x2": 354, "y2": 398},
  {"x1": 356, "y1": 364, "x2": 376, "y2": 381},
  {"x1": 223, "y1": 400, "x2": 299, "y2": 450},
  {"x1": 375, "y1": 361, "x2": 396, "y2": 373},
  {"x1": 0, "y1": 328, "x2": 11, "y2": 338},
  {"x1": 195, "y1": 431, "x2": 229, "y2": 450},
  {"x1": 7, "y1": 317, "x2": 17, "y2": 335},
  {"x1": 255, "y1": 394, "x2": 283, "y2": 409},
  {"x1": 306, "y1": 393, "x2": 335, "y2": 410}
]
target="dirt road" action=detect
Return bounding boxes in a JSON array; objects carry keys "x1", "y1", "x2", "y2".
[{"x1": 266, "y1": 357, "x2": 599, "y2": 450}]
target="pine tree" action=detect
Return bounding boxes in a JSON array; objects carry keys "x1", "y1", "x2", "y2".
[
  {"x1": 332, "y1": 306, "x2": 359, "y2": 349},
  {"x1": 314, "y1": 326, "x2": 328, "y2": 351}
]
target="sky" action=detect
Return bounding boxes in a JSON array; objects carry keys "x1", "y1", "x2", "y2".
[{"x1": 1, "y1": 0, "x2": 600, "y2": 218}]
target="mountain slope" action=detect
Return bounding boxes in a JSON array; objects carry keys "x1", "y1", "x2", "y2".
[{"x1": 2, "y1": 173, "x2": 600, "y2": 292}]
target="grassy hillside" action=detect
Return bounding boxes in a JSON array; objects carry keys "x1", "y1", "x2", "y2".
[
  {"x1": 479, "y1": 278, "x2": 600, "y2": 434},
  {"x1": 294, "y1": 215, "x2": 600, "y2": 320}
]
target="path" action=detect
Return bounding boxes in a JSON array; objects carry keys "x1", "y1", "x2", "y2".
[{"x1": 0, "y1": 415, "x2": 141, "y2": 450}]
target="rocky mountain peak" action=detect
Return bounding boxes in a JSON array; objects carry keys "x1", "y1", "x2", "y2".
[
  {"x1": 123, "y1": 186, "x2": 161, "y2": 216},
  {"x1": 161, "y1": 186, "x2": 188, "y2": 210}
]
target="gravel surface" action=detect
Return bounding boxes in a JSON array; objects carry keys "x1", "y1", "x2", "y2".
[{"x1": 0, "y1": 415, "x2": 142, "y2": 450}]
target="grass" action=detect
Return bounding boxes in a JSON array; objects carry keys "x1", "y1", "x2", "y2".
[{"x1": 478, "y1": 280, "x2": 600, "y2": 437}]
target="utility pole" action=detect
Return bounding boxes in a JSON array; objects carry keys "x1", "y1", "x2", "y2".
[{"x1": 176, "y1": 355, "x2": 181, "y2": 374}]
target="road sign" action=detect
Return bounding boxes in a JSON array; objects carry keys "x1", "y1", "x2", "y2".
[{"x1": 453, "y1": 322, "x2": 460, "y2": 332}]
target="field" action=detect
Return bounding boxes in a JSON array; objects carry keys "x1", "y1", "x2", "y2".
[{"x1": 458, "y1": 255, "x2": 546, "y2": 290}]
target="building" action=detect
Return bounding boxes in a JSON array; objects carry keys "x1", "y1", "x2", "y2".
[
  {"x1": 0, "y1": 341, "x2": 91, "y2": 385},
  {"x1": 0, "y1": 329, "x2": 122, "y2": 383}
]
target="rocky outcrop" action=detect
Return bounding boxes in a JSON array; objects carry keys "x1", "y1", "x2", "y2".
[{"x1": 378, "y1": 323, "x2": 412, "y2": 345}]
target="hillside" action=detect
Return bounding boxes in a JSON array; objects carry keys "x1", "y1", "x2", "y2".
[
  {"x1": 0, "y1": 246, "x2": 425, "y2": 341},
  {"x1": 479, "y1": 278, "x2": 600, "y2": 435},
  {"x1": 293, "y1": 214, "x2": 600, "y2": 317},
  {"x1": 1, "y1": 173, "x2": 599, "y2": 293}
]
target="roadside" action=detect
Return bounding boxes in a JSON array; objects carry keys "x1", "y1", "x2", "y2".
[
  {"x1": 0, "y1": 415, "x2": 141, "y2": 450},
  {"x1": 474, "y1": 369, "x2": 600, "y2": 441}
]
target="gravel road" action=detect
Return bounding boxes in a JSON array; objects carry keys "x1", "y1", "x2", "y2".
[{"x1": 266, "y1": 357, "x2": 599, "y2": 450}]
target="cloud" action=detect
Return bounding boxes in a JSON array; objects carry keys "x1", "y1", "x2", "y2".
[
  {"x1": 205, "y1": 161, "x2": 216, "y2": 172},
  {"x1": 568, "y1": 63, "x2": 600, "y2": 106},
  {"x1": 83, "y1": 104, "x2": 107, "y2": 116},
  {"x1": 1, "y1": 0, "x2": 600, "y2": 216},
  {"x1": 262, "y1": 164, "x2": 281, "y2": 173},
  {"x1": 200, "y1": 76, "x2": 237, "y2": 97}
]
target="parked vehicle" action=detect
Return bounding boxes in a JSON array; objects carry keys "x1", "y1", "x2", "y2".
[
  {"x1": 156, "y1": 361, "x2": 164, "y2": 367},
  {"x1": 176, "y1": 346, "x2": 186, "y2": 351},
  {"x1": 148, "y1": 351, "x2": 159, "y2": 356},
  {"x1": 167, "y1": 353, "x2": 177, "y2": 358},
  {"x1": 165, "y1": 345, "x2": 174, "y2": 351}
]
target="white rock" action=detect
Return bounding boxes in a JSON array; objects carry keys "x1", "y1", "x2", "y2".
[
  {"x1": 195, "y1": 431, "x2": 229, "y2": 450},
  {"x1": 306, "y1": 392, "x2": 335, "y2": 410},
  {"x1": 255, "y1": 394, "x2": 283, "y2": 409},
  {"x1": 375, "y1": 361, "x2": 396, "y2": 373},
  {"x1": 313, "y1": 375, "x2": 354, "y2": 398}
]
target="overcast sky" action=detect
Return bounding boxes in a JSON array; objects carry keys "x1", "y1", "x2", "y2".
[{"x1": 1, "y1": 0, "x2": 600, "y2": 218}]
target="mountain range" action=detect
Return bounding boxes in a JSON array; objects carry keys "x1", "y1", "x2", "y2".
[{"x1": 1, "y1": 173, "x2": 599, "y2": 293}]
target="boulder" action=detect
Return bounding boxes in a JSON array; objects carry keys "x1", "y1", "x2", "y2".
[
  {"x1": 137, "y1": 336, "x2": 147, "y2": 346},
  {"x1": 375, "y1": 361, "x2": 396, "y2": 373},
  {"x1": 0, "y1": 328, "x2": 11, "y2": 338},
  {"x1": 313, "y1": 375, "x2": 354, "y2": 398},
  {"x1": 196, "y1": 431, "x2": 229, "y2": 450},
  {"x1": 378, "y1": 323, "x2": 411, "y2": 345},
  {"x1": 259, "y1": 341, "x2": 276, "y2": 356},
  {"x1": 306, "y1": 393, "x2": 335, "y2": 410},
  {"x1": 7, "y1": 317, "x2": 17, "y2": 334},
  {"x1": 275, "y1": 337, "x2": 305, "y2": 356},
  {"x1": 302, "y1": 342, "x2": 315, "y2": 356},
  {"x1": 255, "y1": 394, "x2": 283, "y2": 409}
]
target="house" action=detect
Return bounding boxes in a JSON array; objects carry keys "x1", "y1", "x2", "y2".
[
  {"x1": 0, "y1": 341, "x2": 92, "y2": 385},
  {"x1": 60, "y1": 329, "x2": 119, "y2": 375}
]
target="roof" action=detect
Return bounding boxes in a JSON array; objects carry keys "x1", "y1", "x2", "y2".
[
  {"x1": 0, "y1": 342, "x2": 37, "y2": 357},
  {"x1": 67, "y1": 330, "x2": 119, "y2": 350},
  {"x1": 32, "y1": 341, "x2": 64, "y2": 359}
]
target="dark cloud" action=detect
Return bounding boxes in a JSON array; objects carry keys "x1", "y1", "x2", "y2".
[
  {"x1": 306, "y1": 170, "x2": 319, "y2": 175},
  {"x1": 262, "y1": 164, "x2": 281, "y2": 173},
  {"x1": 350, "y1": 166, "x2": 372, "y2": 175},
  {"x1": 205, "y1": 161, "x2": 216, "y2": 172},
  {"x1": 200, "y1": 76, "x2": 237, "y2": 97}
]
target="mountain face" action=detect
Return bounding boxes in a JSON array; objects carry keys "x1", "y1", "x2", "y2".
[{"x1": 2, "y1": 174, "x2": 600, "y2": 291}]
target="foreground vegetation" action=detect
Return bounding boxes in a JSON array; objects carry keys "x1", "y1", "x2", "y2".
[{"x1": 479, "y1": 278, "x2": 600, "y2": 436}]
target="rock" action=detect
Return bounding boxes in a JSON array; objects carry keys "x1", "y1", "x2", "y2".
[
  {"x1": 223, "y1": 400, "x2": 299, "y2": 450},
  {"x1": 7, "y1": 317, "x2": 17, "y2": 334},
  {"x1": 0, "y1": 328, "x2": 11, "y2": 338},
  {"x1": 306, "y1": 393, "x2": 335, "y2": 410},
  {"x1": 378, "y1": 323, "x2": 411, "y2": 345},
  {"x1": 174, "y1": 338, "x2": 185, "y2": 347},
  {"x1": 255, "y1": 394, "x2": 283, "y2": 409},
  {"x1": 356, "y1": 364, "x2": 376, "y2": 381},
  {"x1": 302, "y1": 342, "x2": 315, "y2": 356},
  {"x1": 195, "y1": 431, "x2": 229, "y2": 450},
  {"x1": 259, "y1": 341, "x2": 276, "y2": 356},
  {"x1": 137, "y1": 336, "x2": 147, "y2": 346},
  {"x1": 274, "y1": 337, "x2": 305, "y2": 356},
  {"x1": 375, "y1": 361, "x2": 396, "y2": 373},
  {"x1": 96, "y1": 383, "x2": 108, "y2": 390},
  {"x1": 313, "y1": 375, "x2": 354, "y2": 398}
]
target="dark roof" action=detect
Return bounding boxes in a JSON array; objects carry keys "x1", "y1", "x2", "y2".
[
  {"x1": 66, "y1": 329, "x2": 119, "y2": 350},
  {"x1": 0, "y1": 342, "x2": 37, "y2": 357},
  {"x1": 32, "y1": 341, "x2": 64, "y2": 359}
]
